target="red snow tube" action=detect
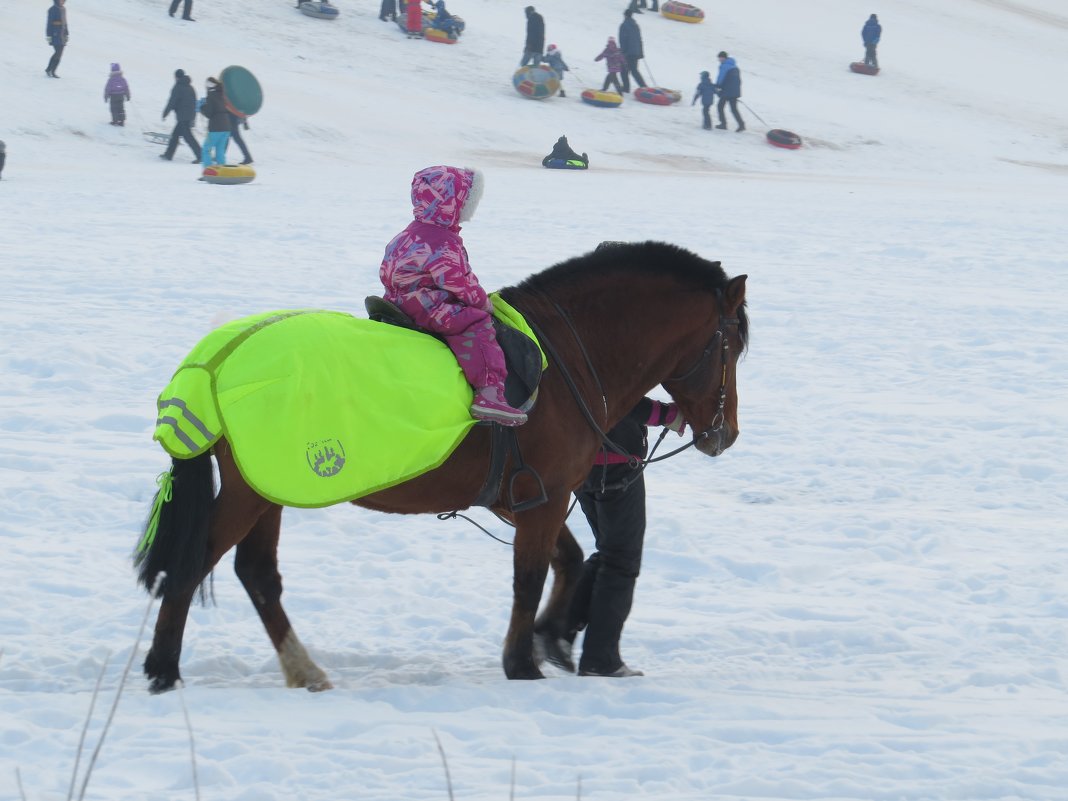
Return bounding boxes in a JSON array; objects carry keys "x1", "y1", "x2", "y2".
[
  {"x1": 849, "y1": 62, "x2": 879, "y2": 76},
  {"x1": 634, "y1": 87, "x2": 681, "y2": 106},
  {"x1": 766, "y1": 129, "x2": 802, "y2": 150}
]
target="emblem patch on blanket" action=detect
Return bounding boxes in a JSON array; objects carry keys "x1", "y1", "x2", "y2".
[{"x1": 153, "y1": 304, "x2": 541, "y2": 507}]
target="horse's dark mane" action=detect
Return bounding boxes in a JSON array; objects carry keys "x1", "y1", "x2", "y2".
[{"x1": 506, "y1": 241, "x2": 748, "y2": 348}]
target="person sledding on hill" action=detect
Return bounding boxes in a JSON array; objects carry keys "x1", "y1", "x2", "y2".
[
  {"x1": 162, "y1": 69, "x2": 202, "y2": 162},
  {"x1": 618, "y1": 8, "x2": 647, "y2": 93},
  {"x1": 541, "y1": 44, "x2": 569, "y2": 97},
  {"x1": 45, "y1": 0, "x2": 68, "y2": 78},
  {"x1": 862, "y1": 14, "x2": 882, "y2": 69},
  {"x1": 692, "y1": 70, "x2": 716, "y2": 130},
  {"x1": 380, "y1": 166, "x2": 528, "y2": 427},
  {"x1": 594, "y1": 36, "x2": 625, "y2": 94},
  {"x1": 713, "y1": 51, "x2": 745, "y2": 132},
  {"x1": 542, "y1": 135, "x2": 587, "y2": 167},
  {"x1": 199, "y1": 76, "x2": 231, "y2": 167},
  {"x1": 103, "y1": 63, "x2": 131, "y2": 126},
  {"x1": 429, "y1": 0, "x2": 461, "y2": 39}
]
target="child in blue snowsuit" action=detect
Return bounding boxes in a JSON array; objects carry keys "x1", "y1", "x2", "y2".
[
  {"x1": 541, "y1": 44, "x2": 569, "y2": 97},
  {"x1": 692, "y1": 71, "x2": 716, "y2": 130},
  {"x1": 862, "y1": 14, "x2": 882, "y2": 68}
]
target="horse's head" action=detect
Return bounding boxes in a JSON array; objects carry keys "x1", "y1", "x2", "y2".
[{"x1": 663, "y1": 274, "x2": 748, "y2": 458}]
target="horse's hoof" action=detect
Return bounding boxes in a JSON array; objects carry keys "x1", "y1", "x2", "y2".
[
  {"x1": 503, "y1": 657, "x2": 545, "y2": 680},
  {"x1": 144, "y1": 653, "x2": 180, "y2": 694},
  {"x1": 147, "y1": 674, "x2": 179, "y2": 694}
]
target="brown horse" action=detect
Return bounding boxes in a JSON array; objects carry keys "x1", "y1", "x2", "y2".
[{"x1": 135, "y1": 241, "x2": 748, "y2": 692}]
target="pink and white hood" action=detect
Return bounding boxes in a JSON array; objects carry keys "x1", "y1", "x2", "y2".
[{"x1": 379, "y1": 166, "x2": 490, "y2": 333}]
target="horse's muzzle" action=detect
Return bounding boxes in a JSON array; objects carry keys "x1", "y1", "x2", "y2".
[{"x1": 695, "y1": 424, "x2": 738, "y2": 457}]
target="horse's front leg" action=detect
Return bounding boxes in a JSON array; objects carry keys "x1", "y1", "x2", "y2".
[{"x1": 503, "y1": 496, "x2": 570, "y2": 679}]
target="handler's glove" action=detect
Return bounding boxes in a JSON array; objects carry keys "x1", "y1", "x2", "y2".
[{"x1": 648, "y1": 400, "x2": 687, "y2": 436}]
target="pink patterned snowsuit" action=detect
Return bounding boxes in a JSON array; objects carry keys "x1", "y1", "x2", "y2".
[{"x1": 380, "y1": 166, "x2": 522, "y2": 422}]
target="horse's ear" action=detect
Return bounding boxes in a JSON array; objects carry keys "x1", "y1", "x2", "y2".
[{"x1": 724, "y1": 274, "x2": 747, "y2": 313}]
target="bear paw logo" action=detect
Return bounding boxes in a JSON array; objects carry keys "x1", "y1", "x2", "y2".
[{"x1": 306, "y1": 439, "x2": 346, "y2": 478}]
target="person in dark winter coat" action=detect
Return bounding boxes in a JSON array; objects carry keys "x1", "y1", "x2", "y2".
[
  {"x1": 228, "y1": 111, "x2": 253, "y2": 165},
  {"x1": 862, "y1": 14, "x2": 882, "y2": 68},
  {"x1": 168, "y1": 0, "x2": 194, "y2": 21},
  {"x1": 199, "y1": 77, "x2": 231, "y2": 167},
  {"x1": 540, "y1": 44, "x2": 569, "y2": 96},
  {"x1": 430, "y1": 0, "x2": 460, "y2": 38},
  {"x1": 618, "y1": 9, "x2": 647, "y2": 93},
  {"x1": 379, "y1": 0, "x2": 397, "y2": 21},
  {"x1": 594, "y1": 36, "x2": 625, "y2": 93},
  {"x1": 541, "y1": 135, "x2": 587, "y2": 167},
  {"x1": 521, "y1": 6, "x2": 545, "y2": 67},
  {"x1": 635, "y1": 0, "x2": 659, "y2": 11},
  {"x1": 103, "y1": 63, "x2": 131, "y2": 126},
  {"x1": 161, "y1": 69, "x2": 201, "y2": 161},
  {"x1": 692, "y1": 70, "x2": 716, "y2": 130},
  {"x1": 45, "y1": 0, "x2": 68, "y2": 78},
  {"x1": 713, "y1": 51, "x2": 744, "y2": 131},
  {"x1": 535, "y1": 393, "x2": 687, "y2": 678}
]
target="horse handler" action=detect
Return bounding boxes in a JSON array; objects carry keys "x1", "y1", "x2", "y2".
[{"x1": 537, "y1": 396, "x2": 685, "y2": 677}]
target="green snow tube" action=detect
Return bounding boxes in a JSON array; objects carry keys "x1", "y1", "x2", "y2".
[{"x1": 221, "y1": 65, "x2": 263, "y2": 117}]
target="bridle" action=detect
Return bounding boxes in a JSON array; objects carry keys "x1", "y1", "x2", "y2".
[
  {"x1": 522, "y1": 291, "x2": 740, "y2": 470},
  {"x1": 662, "y1": 309, "x2": 740, "y2": 457}
]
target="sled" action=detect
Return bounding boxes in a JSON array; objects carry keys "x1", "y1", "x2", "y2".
[
  {"x1": 634, "y1": 87, "x2": 681, "y2": 106},
  {"x1": 849, "y1": 62, "x2": 879, "y2": 76},
  {"x1": 143, "y1": 131, "x2": 171, "y2": 145},
  {"x1": 298, "y1": 1, "x2": 339, "y2": 19},
  {"x1": 543, "y1": 158, "x2": 588, "y2": 170},
  {"x1": 766, "y1": 129, "x2": 803, "y2": 150},
  {"x1": 221, "y1": 66, "x2": 263, "y2": 117},
  {"x1": 581, "y1": 89, "x2": 623, "y2": 108},
  {"x1": 513, "y1": 65, "x2": 560, "y2": 99},
  {"x1": 661, "y1": 1, "x2": 704, "y2": 23},
  {"x1": 199, "y1": 164, "x2": 256, "y2": 185}
]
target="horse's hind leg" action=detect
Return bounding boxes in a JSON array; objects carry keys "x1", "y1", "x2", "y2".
[
  {"x1": 144, "y1": 454, "x2": 272, "y2": 693},
  {"x1": 234, "y1": 505, "x2": 332, "y2": 691},
  {"x1": 533, "y1": 523, "x2": 584, "y2": 672}
]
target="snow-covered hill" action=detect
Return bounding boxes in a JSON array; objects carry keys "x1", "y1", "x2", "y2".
[{"x1": 2, "y1": 1, "x2": 1066, "y2": 800}]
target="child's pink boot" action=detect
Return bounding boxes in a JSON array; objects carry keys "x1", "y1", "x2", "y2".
[{"x1": 471, "y1": 386, "x2": 528, "y2": 427}]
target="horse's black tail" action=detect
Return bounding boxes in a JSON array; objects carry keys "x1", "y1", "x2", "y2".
[{"x1": 134, "y1": 453, "x2": 216, "y2": 603}]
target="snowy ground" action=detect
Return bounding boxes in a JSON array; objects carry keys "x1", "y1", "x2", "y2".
[{"x1": 2, "y1": 1, "x2": 1067, "y2": 799}]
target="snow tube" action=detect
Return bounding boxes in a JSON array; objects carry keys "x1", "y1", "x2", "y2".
[
  {"x1": 660, "y1": 1, "x2": 704, "y2": 23},
  {"x1": 298, "y1": 1, "x2": 339, "y2": 19},
  {"x1": 849, "y1": 62, "x2": 879, "y2": 76},
  {"x1": 220, "y1": 66, "x2": 263, "y2": 117},
  {"x1": 425, "y1": 27, "x2": 458, "y2": 43},
  {"x1": 634, "y1": 87, "x2": 681, "y2": 106},
  {"x1": 766, "y1": 129, "x2": 802, "y2": 150},
  {"x1": 200, "y1": 164, "x2": 256, "y2": 185},
  {"x1": 581, "y1": 89, "x2": 623, "y2": 108},
  {"x1": 513, "y1": 65, "x2": 560, "y2": 99},
  {"x1": 544, "y1": 158, "x2": 588, "y2": 170}
]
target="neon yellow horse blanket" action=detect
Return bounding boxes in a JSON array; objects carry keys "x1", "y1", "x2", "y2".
[{"x1": 153, "y1": 296, "x2": 542, "y2": 508}]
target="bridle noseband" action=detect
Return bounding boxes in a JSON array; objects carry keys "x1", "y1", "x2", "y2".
[{"x1": 664, "y1": 312, "x2": 740, "y2": 455}]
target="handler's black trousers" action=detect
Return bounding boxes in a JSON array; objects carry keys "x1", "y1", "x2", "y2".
[{"x1": 567, "y1": 469, "x2": 646, "y2": 674}]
